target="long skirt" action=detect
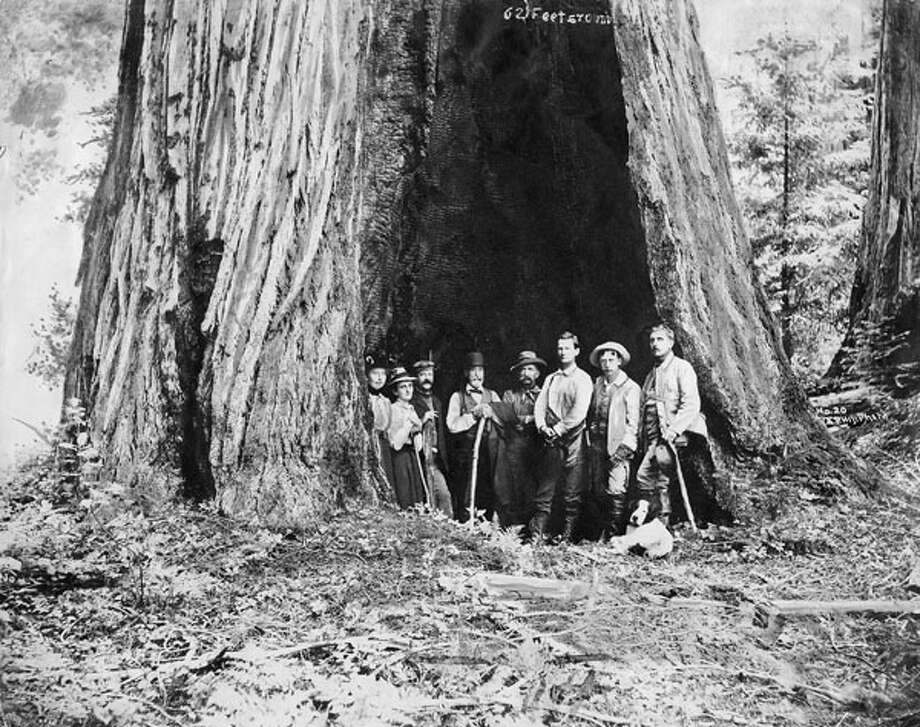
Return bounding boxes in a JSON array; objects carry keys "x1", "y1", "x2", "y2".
[
  {"x1": 391, "y1": 444, "x2": 426, "y2": 509},
  {"x1": 377, "y1": 432, "x2": 395, "y2": 488}
]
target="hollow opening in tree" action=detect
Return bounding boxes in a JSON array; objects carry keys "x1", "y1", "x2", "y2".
[
  {"x1": 368, "y1": 5, "x2": 733, "y2": 526},
  {"x1": 381, "y1": 2, "x2": 661, "y2": 396}
]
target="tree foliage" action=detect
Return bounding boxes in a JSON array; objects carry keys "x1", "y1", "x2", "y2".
[
  {"x1": 0, "y1": 0, "x2": 121, "y2": 201},
  {"x1": 26, "y1": 284, "x2": 76, "y2": 391},
  {"x1": 725, "y1": 26, "x2": 877, "y2": 387},
  {"x1": 61, "y1": 96, "x2": 116, "y2": 224}
]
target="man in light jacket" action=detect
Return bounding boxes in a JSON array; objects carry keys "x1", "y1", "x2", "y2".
[
  {"x1": 637, "y1": 324, "x2": 707, "y2": 526},
  {"x1": 532, "y1": 331, "x2": 593, "y2": 543},
  {"x1": 587, "y1": 341, "x2": 640, "y2": 538}
]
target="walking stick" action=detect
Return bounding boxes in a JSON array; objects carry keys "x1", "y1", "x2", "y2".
[
  {"x1": 413, "y1": 443, "x2": 433, "y2": 509},
  {"x1": 468, "y1": 417, "x2": 487, "y2": 526},
  {"x1": 666, "y1": 440, "x2": 698, "y2": 532}
]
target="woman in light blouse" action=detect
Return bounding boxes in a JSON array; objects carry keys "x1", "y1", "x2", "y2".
[{"x1": 386, "y1": 367, "x2": 427, "y2": 509}]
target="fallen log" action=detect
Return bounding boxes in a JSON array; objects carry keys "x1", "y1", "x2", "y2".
[
  {"x1": 754, "y1": 598, "x2": 920, "y2": 633},
  {"x1": 766, "y1": 599, "x2": 920, "y2": 616},
  {"x1": 907, "y1": 562, "x2": 920, "y2": 594},
  {"x1": 476, "y1": 574, "x2": 590, "y2": 601}
]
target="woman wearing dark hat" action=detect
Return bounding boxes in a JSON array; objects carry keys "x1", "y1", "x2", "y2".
[
  {"x1": 587, "y1": 341, "x2": 641, "y2": 538},
  {"x1": 386, "y1": 367, "x2": 428, "y2": 509},
  {"x1": 446, "y1": 351, "x2": 501, "y2": 522},
  {"x1": 366, "y1": 354, "x2": 395, "y2": 489},
  {"x1": 493, "y1": 351, "x2": 547, "y2": 527}
]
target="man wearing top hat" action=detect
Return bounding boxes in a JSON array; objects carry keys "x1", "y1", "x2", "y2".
[
  {"x1": 411, "y1": 358, "x2": 453, "y2": 517},
  {"x1": 386, "y1": 366, "x2": 428, "y2": 509},
  {"x1": 532, "y1": 331, "x2": 593, "y2": 543},
  {"x1": 587, "y1": 341, "x2": 641, "y2": 538},
  {"x1": 446, "y1": 351, "x2": 502, "y2": 522},
  {"x1": 637, "y1": 324, "x2": 707, "y2": 526},
  {"x1": 492, "y1": 351, "x2": 547, "y2": 528}
]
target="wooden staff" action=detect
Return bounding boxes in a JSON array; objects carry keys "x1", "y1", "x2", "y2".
[
  {"x1": 468, "y1": 417, "x2": 487, "y2": 526},
  {"x1": 413, "y1": 442, "x2": 433, "y2": 509},
  {"x1": 667, "y1": 440, "x2": 697, "y2": 532}
]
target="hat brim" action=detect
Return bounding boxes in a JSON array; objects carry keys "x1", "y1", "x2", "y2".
[
  {"x1": 589, "y1": 343, "x2": 631, "y2": 368},
  {"x1": 389, "y1": 375, "x2": 417, "y2": 388},
  {"x1": 510, "y1": 357, "x2": 547, "y2": 372}
]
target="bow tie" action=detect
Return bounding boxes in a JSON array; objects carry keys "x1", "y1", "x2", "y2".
[{"x1": 467, "y1": 386, "x2": 483, "y2": 395}]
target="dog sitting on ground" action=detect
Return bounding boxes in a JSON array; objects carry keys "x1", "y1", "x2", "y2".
[{"x1": 608, "y1": 497, "x2": 674, "y2": 558}]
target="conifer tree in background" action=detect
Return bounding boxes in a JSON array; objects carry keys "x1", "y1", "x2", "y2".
[
  {"x1": 725, "y1": 21, "x2": 878, "y2": 387},
  {"x1": 832, "y1": 0, "x2": 920, "y2": 392}
]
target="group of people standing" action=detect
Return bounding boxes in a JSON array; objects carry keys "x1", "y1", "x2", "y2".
[{"x1": 366, "y1": 324, "x2": 707, "y2": 543}]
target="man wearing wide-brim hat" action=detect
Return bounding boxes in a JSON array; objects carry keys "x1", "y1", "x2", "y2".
[
  {"x1": 587, "y1": 341, "x2": 641, "y2": 538},
  {"x1": 492, "y1": 351, "x2": 548, "y2": 527},
  {"x1": 446, "y1": 351, "x2": 502, "y2": 522}
]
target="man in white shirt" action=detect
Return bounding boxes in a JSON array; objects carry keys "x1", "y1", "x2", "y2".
[{"x1": 532, "y1": 332, "x2": 593, "y2": 543}]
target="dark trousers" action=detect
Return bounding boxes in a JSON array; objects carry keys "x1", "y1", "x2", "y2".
[
  {"x1": 451, "y1": 436, "x2": 497, "y2": 522},
  {"x1": 533, "y1": 433, "x2": 587, "y2": 526}
]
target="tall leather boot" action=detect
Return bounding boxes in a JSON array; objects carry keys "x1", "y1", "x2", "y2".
[
  {"x1": 658, "y1": 488, "x2": 672, "y2": 528},
  {"x1": 608, "y1": 494, "x2": 627, "y2": 538},
  {"x1": 561, "y1": 516, "x2": 578, "y2": 544}
]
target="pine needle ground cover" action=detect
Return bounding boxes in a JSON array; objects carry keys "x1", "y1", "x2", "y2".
[{"x1": 1, "y1": 457, "x2": 918, "y2": 726}]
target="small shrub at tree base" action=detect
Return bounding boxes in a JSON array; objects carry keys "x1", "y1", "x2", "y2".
[{"x1": 26, "y1": 284, "x2": 76, "y2": 391}]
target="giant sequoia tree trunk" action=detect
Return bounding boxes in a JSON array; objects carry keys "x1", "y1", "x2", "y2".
[
  {"x1": 68, "y1": 0, "x2": 873, "y2": 527},
  {"x1": 833, "y1": 0, "x2": 920, "y2": 391}
]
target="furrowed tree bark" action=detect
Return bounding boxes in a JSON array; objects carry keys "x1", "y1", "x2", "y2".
[
  {"x1": 68, "y1": 0, "x2": 379, "y2": 522},
  {"x1": 68, "y1": 0, "x2": 874, "y2": 528},
  {"x1": 832, "y1": 0, "x2": 920, "y2": 391}
]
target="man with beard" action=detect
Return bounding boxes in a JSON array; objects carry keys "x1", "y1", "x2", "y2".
[
  {"x1": 587, "y1": 341, "x2": 640, "y2": 538},
  {"x1": 411, "y1": 358, "x2": 453, "y2": 517},
  {"x1": 636, "y1": 324, "x2": 707, "y2": 526},
  {"x1": 446, "y1": 352, "x2": 501, "y2": 522},
  {"x1": 533, "y1": 332, "x2": 593, "y2": 543},
  {"x1": 493, "y1": 351, "x2": 547, "y2": 528}
]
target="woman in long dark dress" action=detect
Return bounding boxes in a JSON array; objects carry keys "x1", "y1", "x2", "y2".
[
  {"x1": 367, "y1": 355, "x2": 395, "y2": 488},
  {"x1": 386, "y1": 367, "x2": 427, "y2": 509}
]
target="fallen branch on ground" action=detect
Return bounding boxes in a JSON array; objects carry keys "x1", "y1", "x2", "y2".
[{"x1": 406, "y1": 697, "x2": 638, "y2": 725}]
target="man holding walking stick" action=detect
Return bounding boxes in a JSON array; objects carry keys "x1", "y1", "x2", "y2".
[
  {"x1": 446, "y1": 352, "x2": 501, "y2": 522},
  {"x1": 411, "y1": 358, "x2": 453, "y2": 517},
  {"x1": 636, "y1": 324, "x2": 707, "y2": 527}
]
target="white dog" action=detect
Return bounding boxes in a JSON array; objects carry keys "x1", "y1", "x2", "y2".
[{"x1": 608, "y1": 499, "x2": 674, "y2": 558}]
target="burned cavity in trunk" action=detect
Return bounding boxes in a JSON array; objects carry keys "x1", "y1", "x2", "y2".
[{"x1": 384, "y1": 2, "x2": 657, "y2": 396}]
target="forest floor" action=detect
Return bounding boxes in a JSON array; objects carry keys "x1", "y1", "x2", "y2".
[{"x1": 1, "y1": 443, "x2": 919, "y2": 726}]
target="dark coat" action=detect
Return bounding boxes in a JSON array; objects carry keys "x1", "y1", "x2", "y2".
[{"x1": 411, "y1": 391, "x2": 449, "y2": 475}]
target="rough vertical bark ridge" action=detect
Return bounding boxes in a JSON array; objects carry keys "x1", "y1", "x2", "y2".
[
  {"x1": 833, "y1": 0, "x2": 920, "y2": 390},
  {"x1": 69, "y1": 0, "x2": 874, "y2": 528}
]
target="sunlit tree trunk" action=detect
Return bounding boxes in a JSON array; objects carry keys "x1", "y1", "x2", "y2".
[{"x1": 833, "y1": 0, "x2": 920, "y2": 390}]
